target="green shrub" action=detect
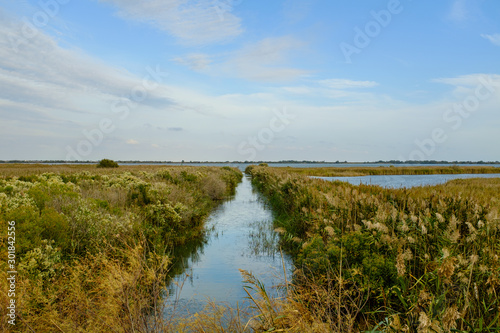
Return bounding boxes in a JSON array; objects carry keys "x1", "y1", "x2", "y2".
[
  {"x1": 0, "y1": 165, "x2": 244, "y2": 332},
  {"x1": 19, "y1": 240, "x2": 63, "y2": 284},
  {"x1": 97, "y1": 159, "x2": 119, "y2": 168}
]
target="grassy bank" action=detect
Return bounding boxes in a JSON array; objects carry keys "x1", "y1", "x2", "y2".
[
  {"x1": 285, "y1": 165, "x2": 500, "y2": 177},
  {"x1": 0, "y1": 164, "x2": 242, "y2": 332},
  {"x1": 246, "y1": 165, "x2": 500, "y2": 332}
]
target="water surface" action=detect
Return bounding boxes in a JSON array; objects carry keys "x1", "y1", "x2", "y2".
[
  {"x1": 315, "y1": 173, "x2": 500, "y2": 188},
  {"x1": 166, "y1": 175, "x2": 293, "y2": 314}
]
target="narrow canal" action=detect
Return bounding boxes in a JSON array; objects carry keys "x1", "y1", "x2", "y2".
[{"x1": 166, "y1": 175, "x2": 293, "y2": 314}]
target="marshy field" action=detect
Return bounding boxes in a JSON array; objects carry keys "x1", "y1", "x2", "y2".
[
  {"x1": 0, "y1": 164, "x2": 242, "y2": 332},
  {"x1": 246, "y1": 165, "x2": 500, "y2": 332},
  {"x1": 1, "y1": 163, "x2": 499, "y2": 332},
  {"x1": 282, "y1": 165, "x2": 500, "y2": 177}
]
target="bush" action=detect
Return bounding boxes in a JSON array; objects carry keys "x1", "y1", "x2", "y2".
[
  {"x1": 97, "y1": 159, "x2": 119, "y2": 168},
  {"x1": 200, "y1": 174, "x2": 227, "y2": 200}
]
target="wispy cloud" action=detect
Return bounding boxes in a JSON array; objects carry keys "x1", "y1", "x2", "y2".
[
  {"x1": 433, "y1": 74, "x2": 500, "y2": 87},
  {"x1": 319, "y1": 79, "x2": 379, "y2": 89},
  {"x1": 447, "y1": 0, "x2": 468, "y2": 22},
  {"x1": 100, "y1": 0, "x2": 243, "y2": 45},
  {"x1": 226, "y1": 36, "x2": 309, "y2": 81},
  {"x1": 282, "y1": 0, "x2": 314, "y2": 24},
  {"x1": 0, "y1": 14, "x2": 188, "y2": 158},
  {"x1": 276, "y1": 79, "x2": 380, "y2": 102},
  {"x1": 172, "y1": 53, "x2": 211, "y2": 70},
  {"x1": 481, "y1": 33, "x2": 500, "y2": 46},
  {"x1": 432, "y1": 74, "x2": 500, "y2": 114},
  {"x1": 174, "y1": 36, "x2": 310, "y2": 82}
]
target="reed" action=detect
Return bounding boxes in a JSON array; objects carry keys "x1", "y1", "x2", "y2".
[
  {"x1": 246, "y1": 165, "x2": 500, "y2": 332},
  {"x1": 284, "y1": 165, "x2": 500, "y2": 177}
]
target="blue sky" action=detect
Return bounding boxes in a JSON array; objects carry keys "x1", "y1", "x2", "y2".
[{"x1": 1, "y1": 0, "x2": 499, "y2": 161}]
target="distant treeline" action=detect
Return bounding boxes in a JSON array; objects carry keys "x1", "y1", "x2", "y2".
[{"x1": 1, "y1": 159, "x2": 500, "y2": 164}]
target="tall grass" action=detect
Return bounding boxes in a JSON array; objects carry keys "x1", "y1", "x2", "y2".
[
  {"x1": 246, "y1": 165, "x2": 500, "y2": 332},
  {"x1": 0, "y1": 165, "x2": 242, "y2": 332},
  {"x1": 285, "y1": 165, "x2": 500, "y2": 177}
]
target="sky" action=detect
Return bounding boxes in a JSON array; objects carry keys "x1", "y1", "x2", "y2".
[{"x1": 0, "y1": 0, "x2": 499, "y2": 162}]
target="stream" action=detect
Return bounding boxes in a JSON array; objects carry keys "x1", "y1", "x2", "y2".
[{"x1": 165, "y1": 175, "x2": 294, "y2": 315}]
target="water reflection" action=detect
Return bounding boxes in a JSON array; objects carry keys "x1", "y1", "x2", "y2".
[
  {"x1": 247, "y1": 220, "x2": 280, "y2": 257},
  {"x1": 316, "y1": 173, "x2": 500, "y2": 188},
  {"x1": 164, "y1": 175, "x2": 293, "y2": 316}
]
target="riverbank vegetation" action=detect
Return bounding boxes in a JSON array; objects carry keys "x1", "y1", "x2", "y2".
[
  {"x1": 3, "y1": 163, "x2": 499, "y2": 332},
  {"x1": 0, "y1": 164, "x2": 242, "y2": 332},
  {"x1": 286, "y1": 165, "x2": 500, "y2": 177},
  {"x1": 246, "y1": 165, "x2": 500, "y2": 332}
]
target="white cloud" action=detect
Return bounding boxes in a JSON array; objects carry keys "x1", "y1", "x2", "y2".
[
  {"x1": 281, "y1": 86, "x2": 312, "y2": 94},
  {"x1": 432, "y1": 74, "x2": 500, "y2": 107},
  {"x1": 274, "y1": 79, "x2": 381, "y2": 103},
  {"x1": 126, "y1": 139, "x2": 139, "y2": 145},
  {"x1": 433, "y1": 74, "x2": 500, "y2": 87},
  {"x1": 175, "y1": 36, "x2": 310, "y2": 82},
  {"x1": 172, "y1": 53, "x2": 211, "y2": 70},
  {"x1": 319, "y1": 79, "x2": 379, "y2": 89},
  {"x1": 100, "y1": 0, "x2": 243, "y2": 45},
  {"x1": 481, "y1": 33, "x2": 500, "y2": 46},
  {"x1": 0, "y1": 14, "x2": 196, "y2": 159}
]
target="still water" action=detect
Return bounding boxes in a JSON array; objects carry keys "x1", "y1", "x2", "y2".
[
  {"x1": 315, "y1": 173, "x2": 500, "y2": 188},
  {"x1": 165, "y1": 175, "x2": 293, "y2": 315}
]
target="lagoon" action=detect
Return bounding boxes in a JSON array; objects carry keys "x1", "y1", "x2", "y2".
[{"x1": 315, "y1": 173, "x2": 500, "y2": 188}]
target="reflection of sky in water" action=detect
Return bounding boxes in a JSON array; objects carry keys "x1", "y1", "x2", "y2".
[
  {"x1": 165, "y1": 176, "x2": 293, "y2": 316},
  {"x1": 316, "y1": 173, "x2": 500, "y2": 188}
]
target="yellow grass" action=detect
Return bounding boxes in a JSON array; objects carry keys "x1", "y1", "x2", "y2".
[
  {"x1": 0, "y1": 164, "x2": 242, "y2": 332},
  {"x1": 246, "y1": 165, "x2": 500, "y2": 332},
  {"x1": 283, "y1": 165, "x2": 500, "y2": 177}
]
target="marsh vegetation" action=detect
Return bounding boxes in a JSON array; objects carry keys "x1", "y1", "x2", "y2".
[
  {"x1": 284, "y1": 165, "x2": 500, "y2": 177},
  {"x1": 246, "y1": 165, "x2": 500, "y2": 332},
  {"x1": 0, "y1": 164, "x2": 242, "y2": 332},
  {"x1": 2, "y1": 163, "x2": 499, "y2": 332}
]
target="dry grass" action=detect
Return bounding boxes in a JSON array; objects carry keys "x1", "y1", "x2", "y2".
[
  {"x1": 284, "y1": 165, "x2": 500, "y2": 177},
  {"x1": 246, "y1": 165, "x2": 500, "y2": 332},
  {"x1": 0, "y1": 163, "x2": 217, "y2": 177},
  {"x1": 0, "y1": 165, "x2": 242, "y2": 332},
  {"x1": 3, "y1": 163, "x2": 499, "y2": 332}
]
